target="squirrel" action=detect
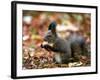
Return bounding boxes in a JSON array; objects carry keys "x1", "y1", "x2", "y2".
[{"x1": 41, "y1": 21, "x2": 88, "y2": 64}]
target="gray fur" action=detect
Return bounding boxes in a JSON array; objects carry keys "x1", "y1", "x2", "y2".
[{"x1": 42, "y1": 24, "x2": 88, "y2": 64}]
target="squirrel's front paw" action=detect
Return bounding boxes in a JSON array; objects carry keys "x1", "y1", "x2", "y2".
[
  {"x1": 41, "y1": 44, "x2": 52, "y2": 51},
  {"x1": 44, "y1": 45, "x2": 51, "y2": 51}
]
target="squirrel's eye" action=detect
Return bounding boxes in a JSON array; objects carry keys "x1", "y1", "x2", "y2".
[{"x1": 47, "y1": 35, "x2": 52, "y2": 38}]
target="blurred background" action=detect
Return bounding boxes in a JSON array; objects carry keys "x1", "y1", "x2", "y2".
[{"x1": 22, "y1": 10, "x2": 91, "y2": 69}]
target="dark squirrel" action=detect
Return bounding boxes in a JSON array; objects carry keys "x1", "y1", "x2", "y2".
[{"x1": 41, "y1": 21, "x2": 88, "y2": 64}]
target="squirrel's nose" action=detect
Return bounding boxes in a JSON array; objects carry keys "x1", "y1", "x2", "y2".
[{"x1": 41, "y1": 44, "x2": 44, "y2": 48}]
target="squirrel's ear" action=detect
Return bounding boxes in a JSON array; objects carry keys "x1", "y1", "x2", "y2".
[
  {"x1": 48, "y1": 21, "x2": 57, "y2": 34},
  {"x1": 48, "y1": 21, "x2": 56, "y2": 30}
]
